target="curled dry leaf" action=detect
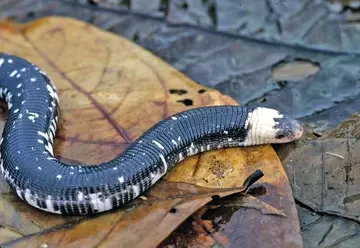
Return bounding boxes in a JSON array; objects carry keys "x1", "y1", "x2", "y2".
[{"x1": 0, "y1": 17, "x2": 301, "y2": 248}]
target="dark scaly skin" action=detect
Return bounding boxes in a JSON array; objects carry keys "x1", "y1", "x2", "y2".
[{"x1": 0, "y1": 54, "x2": 302, "y2": 215}]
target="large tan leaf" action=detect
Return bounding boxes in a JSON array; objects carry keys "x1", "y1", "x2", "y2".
[{"x1": 0, "y1": 17, "x2": 302, "y2": 247}]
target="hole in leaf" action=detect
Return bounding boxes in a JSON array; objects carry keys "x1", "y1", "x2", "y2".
[
  {"x1": 211, "y1": 195, "x2": 220, "y2": 201},
  {"x1": 169, "y1": 89, "x2": 188, "y2": 95},
  {"x1": 181, "y1": 1, "x2": 189, "y2": 9},
  {"x1": 132, "y1": 32, "x2": 139, "y2": 42},
  {"x1": 88, "y1": 0, "x2": 98, "y2": 6},
  {"x1": 159, "y1": 0, "x2": 169, "y2": 13},
  {"x1": 207, "y1": 4, "x2": 217, "y2": 26},
  {"x1": 277, "y1": 81, "x2": 287, "y2": 88},
  {"x1": 27, "y1": 12, "x2": 35, "y2": 18},
  {"x1": 177, "y1": 99, "x2": 193, "y2": 106},
  {"x1": 120, "y1": 0, "x2": 131, "y2": 8},
  {"x1": 247, "y1": 185, "x2": 267, "y2": 196},
  {"x1": 272, "y1": 59, "x2": 320, "y2": 81},
  {"x1": 169, "y1": 208, "x2": 177, "y2": 213},
  {"x1": 198, "y1": 89, "x2": 206, "y2": 94}
]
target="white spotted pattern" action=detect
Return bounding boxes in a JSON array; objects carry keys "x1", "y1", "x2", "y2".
[{"x1": 118, "y1": 176, "x2": 124, "y2": 183}]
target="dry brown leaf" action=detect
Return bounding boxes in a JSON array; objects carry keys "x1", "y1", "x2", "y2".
[{"x1": 0, "y1": 17, "x2": 302, "y2": 248}]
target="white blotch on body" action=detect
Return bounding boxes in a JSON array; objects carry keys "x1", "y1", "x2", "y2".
[
  {"x1": 24, "y1": 188, "x2": 37, "y2": 207},
  {"x1": 77, "y1": 191, "x2": 84, "y2": 201},
  {"x1": 27, "y1": 111, "x2": 39, "y2": 123},
  {"x1": 150, "y1": 171, "x2": 163, "y2": 185},
  {"x1": 46, "y1": 84, "x2": 60, "y2": 102},
  {"x1": 45, "y1": 195, "x2": 61, "y2": 214},
  {"x1": 243, "y1": 107, "x2": 284, "y2": 146},
  {"x1": 178, "y1": 152, "x2": 184, "y2": 161},
  {"x1": 89, "y1": 192, "x2": 112, "y2": 212},
  {"x1": 38, "y1": 131, "x2": 49, "y2": 140},
  {"x1": 152, "y1": 140, "x2": 164, "y2": 150},
  {"x1": 132, "y1": 185, "x2": 140, "y2": 197},
  {"x1": 159, "y1": 154, "x2": 168, "y2": 172},
  {"x1": 9, "y1": 70, "x2": 17, "y2": 77}
]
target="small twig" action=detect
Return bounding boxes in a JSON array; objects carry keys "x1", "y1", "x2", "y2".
[
  {"x1": 325, "y1": 152, "x2": 344, "y2": 160},
  {"x1": 31, "y1": 220, "x2": 43, "y2": 230}
]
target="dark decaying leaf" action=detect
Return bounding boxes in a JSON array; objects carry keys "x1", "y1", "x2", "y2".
[
  {"x1": 299, "y1": 206, "x2": 360, "y2": 248},
  {"x1": 284, "y1": 138, "x2": 360, "y2": 222},
  {"x1": 49, "y1": 0, "x2": 360, "y2": 53},
  {"x1": 0, "y1": 17, "x2": 301, "y2": 247}
]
